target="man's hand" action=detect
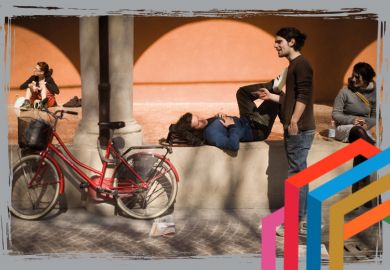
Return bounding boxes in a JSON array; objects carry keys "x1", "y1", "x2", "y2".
[
  {"x1": 288, "y1": 120, "x2": 299, "y2": 135},
  {"x1": 253, "y1": 88, "x2": 281, "y2": 103},
  {"x1": 215, "y1": 112, "x2": 227, "y2": 118},
  {"x1": 253, "y1": 88, "x2": 271, "y2": 100},
  {"x1": 220, "y1": 115, "x2": 235, "y2": 127}
]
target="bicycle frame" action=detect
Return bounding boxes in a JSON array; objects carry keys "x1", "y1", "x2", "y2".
[
  {"x1": 37, "y1": 128, "x2": 178, "y2": 199},
  {"x1": 12, "y1": 109, "x2": 181, "y2": 220}
]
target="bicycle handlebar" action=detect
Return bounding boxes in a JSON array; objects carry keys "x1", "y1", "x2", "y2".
[
  {"x1": 42, "y1": 108, "x2": 79, "y2": 119},
  {"x1": 40, "y1": 108, "x2": 79, "y2": 129}
]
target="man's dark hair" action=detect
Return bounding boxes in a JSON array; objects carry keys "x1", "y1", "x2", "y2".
[
  {"x1": 168, "y1": 112, "x2": 204, "y2": 146},
  {"x1": 353, "y1": 62, "x2": 376, "y2": 83},
  {"x1": 276, "y1": 27, "x2": 307, "y2": 51}
]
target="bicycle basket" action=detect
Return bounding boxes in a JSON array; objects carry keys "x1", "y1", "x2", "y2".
[{"x1": 18, "y1": 117, "x2": 53, "y2": 150}]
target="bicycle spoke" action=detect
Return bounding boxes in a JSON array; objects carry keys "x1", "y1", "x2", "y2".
[
  {"x1": 114, "y1": 153, "x2": 178, "y2": 219},
  {"x1": 19, "y1": 164, "x2": 39, "y2": 208},
  {"x1": 146, "y1": 167, "x2": 172, "y2": 185},
  {"x1": 11, "y1": 155, "x2": 60, "y2": 220}
]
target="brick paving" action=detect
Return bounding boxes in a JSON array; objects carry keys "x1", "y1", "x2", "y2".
[
  {"x1": 8, "y1": 207, "x2": 381, "y2": 264},
  {"x1": 9, "y1": 208, "x2": 266, "y2": 257}
]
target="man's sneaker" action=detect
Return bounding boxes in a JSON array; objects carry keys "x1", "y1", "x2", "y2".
[
  {"x1": 298, "y1": 221, "x2": 324, "y2": 236},
  {"x1": 299, "y1": 221, "x2": 307, "y2": 235},
  {"x1": 275, "y1": 222, "x2": 308, "y2": 237},
  {"x1": 276, "y1": 225, "x2": 285, "y2": 237},
  {"x1": 272, "y1": 67, "x2": 288, "y2": 93},
  {"x1": 20, "y1": 100, "x2": 31, "y2": 109}
]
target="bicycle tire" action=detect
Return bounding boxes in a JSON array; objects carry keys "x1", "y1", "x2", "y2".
[
  {"x1": 10, "y1": 154, "x2": 60, "y2": 220},
  {"x1": 113, "y1": 152, "x2": 178, "y2": 219}
]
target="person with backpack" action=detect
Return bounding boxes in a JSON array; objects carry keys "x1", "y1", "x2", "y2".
[{"x1": 20, "y1": 62, "x2": 59, "y2": 109}]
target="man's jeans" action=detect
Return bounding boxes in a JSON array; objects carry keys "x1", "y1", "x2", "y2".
[{"x1": 284, "y1": 129, "x2": 315, "y2": 221}]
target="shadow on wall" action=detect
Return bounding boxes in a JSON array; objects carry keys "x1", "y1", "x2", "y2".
[
  {"x1": 134, "y1": 16, "x2": 378, "y2": 103},
  {"x1": 8, "y1": 15, "x2": 377, "y2": 104},
  {"x1": 265, "y1": 140, "x2": 288, "y2": 211},
  {"x1": 10, "y1": 16, "x2": 81, "y2": 88},
  {"x1": 12, "y1": 16, "x2": 81, "y2": 74}
]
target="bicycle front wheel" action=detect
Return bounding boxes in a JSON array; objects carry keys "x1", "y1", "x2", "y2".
[
  {"x1": 10, "y1": 154, "x2": 60, "y2": 220},
  {"x1": 113, "y1": 152, "x2": 178, "y2": 219}
]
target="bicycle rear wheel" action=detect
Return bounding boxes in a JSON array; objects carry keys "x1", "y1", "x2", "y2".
[
  {"x1": 10, "y1": 154, "x2": 60, "y2": 220},
  {"x1": 113, "y1": 153, "x2": 178, "y2": 219}
]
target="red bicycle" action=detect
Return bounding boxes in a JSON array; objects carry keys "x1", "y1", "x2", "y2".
[{"x1": 10, "y1": 109, "x2": 179, "y2": 220}]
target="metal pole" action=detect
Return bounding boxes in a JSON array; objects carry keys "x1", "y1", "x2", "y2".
[{"x1": 98, "y1": 16, "x2": 110, "y2": 147}]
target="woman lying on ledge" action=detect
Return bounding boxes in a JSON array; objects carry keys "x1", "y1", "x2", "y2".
[{"x1": 169, "y1": 83, "x2": 280, "y2": 151}]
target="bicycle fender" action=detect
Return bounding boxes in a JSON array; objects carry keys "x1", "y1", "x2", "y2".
[
  {"x1": 156, "y1": 154, "x2": 180, "y2": 182},
  {"x1": 134, "y1": 152, "x2": 180, "y2": 182}
]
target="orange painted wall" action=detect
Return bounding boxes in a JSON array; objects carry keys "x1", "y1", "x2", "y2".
[
  {"x1": 7, "y1": 16, "x2": 378, "y2": 103},
  {"x1": 9, "y1": 17, "x2": 80, "y2": 89}
]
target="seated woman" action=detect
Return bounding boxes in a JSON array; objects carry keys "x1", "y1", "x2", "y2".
[
  {"x1": 332, "y1": 62, "x2": 376, "y2": 205},
  {"x1": 171, "y1": 83, "x2": 280, "y2": 151},
  {"x1": 20, "y1": 62, "x2": 59, "y2": 109}
]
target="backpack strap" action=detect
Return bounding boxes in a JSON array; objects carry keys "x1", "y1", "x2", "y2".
[{"x1": 355, "y1": 92, "x2": 370, "y2": 109}]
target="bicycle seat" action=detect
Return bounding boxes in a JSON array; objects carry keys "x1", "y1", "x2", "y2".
[{"x1": 98, "y1": 121, "x2": 125, "y2": 130}]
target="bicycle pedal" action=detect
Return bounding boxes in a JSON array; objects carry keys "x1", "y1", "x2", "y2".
[
  {"x1": 96, "y1": 187, "x2": 108, "y2": 193},
  {"x1": 79, "y1": 182, "x2": 89, "y2": 189}
]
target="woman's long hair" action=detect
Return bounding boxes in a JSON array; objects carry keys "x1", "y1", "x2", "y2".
[
  {"x1": 37, "y1": 62, "x2": 53, "y2": 77},
  {"x1": 172, "y1": 112, "x2": 205, "y2": 146}
]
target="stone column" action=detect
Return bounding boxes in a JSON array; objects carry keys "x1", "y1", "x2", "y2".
[
  {"x1": 66, "y1": 16, "x2": 141, "y2": 215},
  {"x1": 73, "y1": 17, "x2": 100, "y2": 152},
  {"x1": 64, "y1": 17, "x2": 101, "y2": 210},
  {"x1": 108, "y1": 16, "x2": 142, "y2": 148}
]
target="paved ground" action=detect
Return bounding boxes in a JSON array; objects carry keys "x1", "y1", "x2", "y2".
[
  {"x1": 9, "y1": 208, "x2": 265, "y2": 257},
  {"x1": 8, "y1": 207, "x2": 382, "y2": 265}
]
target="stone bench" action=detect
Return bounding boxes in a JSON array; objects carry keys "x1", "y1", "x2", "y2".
[
  {"x1": 170, "y1": 138, "x2": 353, "y2": 210},
  {"x1": 8, "y1": 138, "x2": 353, "y2": 215}
]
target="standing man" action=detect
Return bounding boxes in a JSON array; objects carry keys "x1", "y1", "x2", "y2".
[{"x1": 256, "y1": 27, "x2": 315, "y2": 235}]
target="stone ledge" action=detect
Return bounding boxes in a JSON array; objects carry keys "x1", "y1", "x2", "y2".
[
  {"x1": 169, "y1": 138, "x2": 352, "y2": 210},
  {"x1": 8, "y1": 138, "x2": 352, "y2": 214}
]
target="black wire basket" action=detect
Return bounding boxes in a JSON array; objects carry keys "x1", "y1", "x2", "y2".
[{"x1": 17, "y1": 117, "x2": 53, "y2": 150}]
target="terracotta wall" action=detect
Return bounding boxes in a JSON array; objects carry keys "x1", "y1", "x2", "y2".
[
  {"x1": 8, "y1": 15, "x2": 377, "y2": 103},
  {"x1": 9, "y1": 16, "x2": 81, "y2": 89}
]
